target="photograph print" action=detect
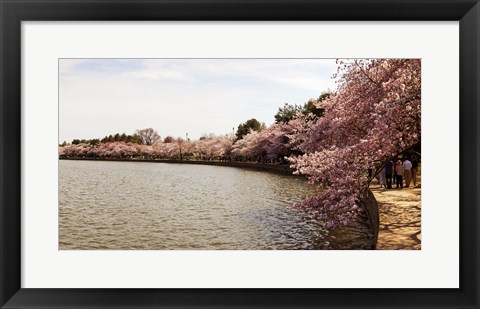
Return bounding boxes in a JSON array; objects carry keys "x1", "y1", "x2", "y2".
[{"x1": 59, "y1": 58, "x2": 421, "y2": 250}]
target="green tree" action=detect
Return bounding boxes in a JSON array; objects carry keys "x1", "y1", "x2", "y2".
[
  {"x1": 89, "y1": 139, "x2": 100, "y2": 146},
  {"x1": 120, "y1": 133, "x2": 127, "y2": 142},
  {"x1": 274, "y1": 103, "x2": 304, "y2": 124},
  {"x1": 274, "y1": 92, "x2": 333, "y2": 124},
  {"x1": 126, "y1": 134, "x2": 140, "y2": 144},
  {"x1": 303, "y1": 91, "x2": 333, "y2": 117},
  {"x1": 303, "y1": 101, "x2": 324, "y2": 117},
  {"x1": 236, "y1": 118, "x2": 265, "y2": 140}
]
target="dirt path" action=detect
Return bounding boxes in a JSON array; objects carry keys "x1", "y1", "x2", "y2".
[{"x1": 371, "y1": 182, "x2": 421, "y2": 250}]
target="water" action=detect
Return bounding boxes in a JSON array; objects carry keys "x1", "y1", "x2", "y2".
[{"x1": 59, "y1": 160, "x2": 371, "y2": 250}]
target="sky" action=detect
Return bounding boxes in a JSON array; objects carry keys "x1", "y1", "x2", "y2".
[{"x1": 59, "y1": 59, "x2": 338, "y2": 143}]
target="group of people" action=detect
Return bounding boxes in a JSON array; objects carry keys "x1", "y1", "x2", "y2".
[{"x1": 376, "y1": 155, "x2": 419, "y2": 189}]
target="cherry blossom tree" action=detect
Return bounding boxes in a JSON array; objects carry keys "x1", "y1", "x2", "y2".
[
  {"x1": 289, "y1": 59, "x2": 421, "y2": 228},
  {"x1": 231, "y1": 131, "x2": 263, "y2": 160}
]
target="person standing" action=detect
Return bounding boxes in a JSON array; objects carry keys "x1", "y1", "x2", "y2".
[
  {"x1": 395, "y1": 160, "x2": 404, "y2": 188},
  {"x1": 392, "y1": 158, "x2": 397, "y2": 185},
  {"x1": 411, "y1": 155, "x2": 419, "y2": 187},
  {"x1": 378, "y1": 166, "x2": 386, "y2": 188},
  {"x1": 385, "y1": 160, "x2": 394, "y2": 189},
  {"x1": 403, "y1": 158, "x2": 413, "y2": 188}
]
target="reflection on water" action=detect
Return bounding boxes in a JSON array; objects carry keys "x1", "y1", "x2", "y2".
[{"x1": 59, "y1": 160, "x2": 371, "y2": 250}]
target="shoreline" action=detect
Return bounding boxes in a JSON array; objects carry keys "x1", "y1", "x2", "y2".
[{"x1": 59, "y1": 157, "x2": 295, "y2": 174}]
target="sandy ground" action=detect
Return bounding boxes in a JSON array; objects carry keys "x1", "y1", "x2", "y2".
[{"x1": 371, "y1": 178, "x2": 421, "y2": 250}]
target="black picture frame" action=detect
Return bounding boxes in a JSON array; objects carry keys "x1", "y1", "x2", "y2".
[{"x1": 1, "y1": 0, "x2": 478, "y2": 308}]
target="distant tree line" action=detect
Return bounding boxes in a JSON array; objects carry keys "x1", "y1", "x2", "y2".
[
  {"x1": 60, "y1": 93, "x2": 335, "y2": 164},
  {"x1": 64, "y1": 128, "x2": 161, "y2": 146}
]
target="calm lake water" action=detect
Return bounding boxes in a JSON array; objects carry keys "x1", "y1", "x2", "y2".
[{"x1": 59, "y1": 160, "x2": 371, "y2": 250}]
